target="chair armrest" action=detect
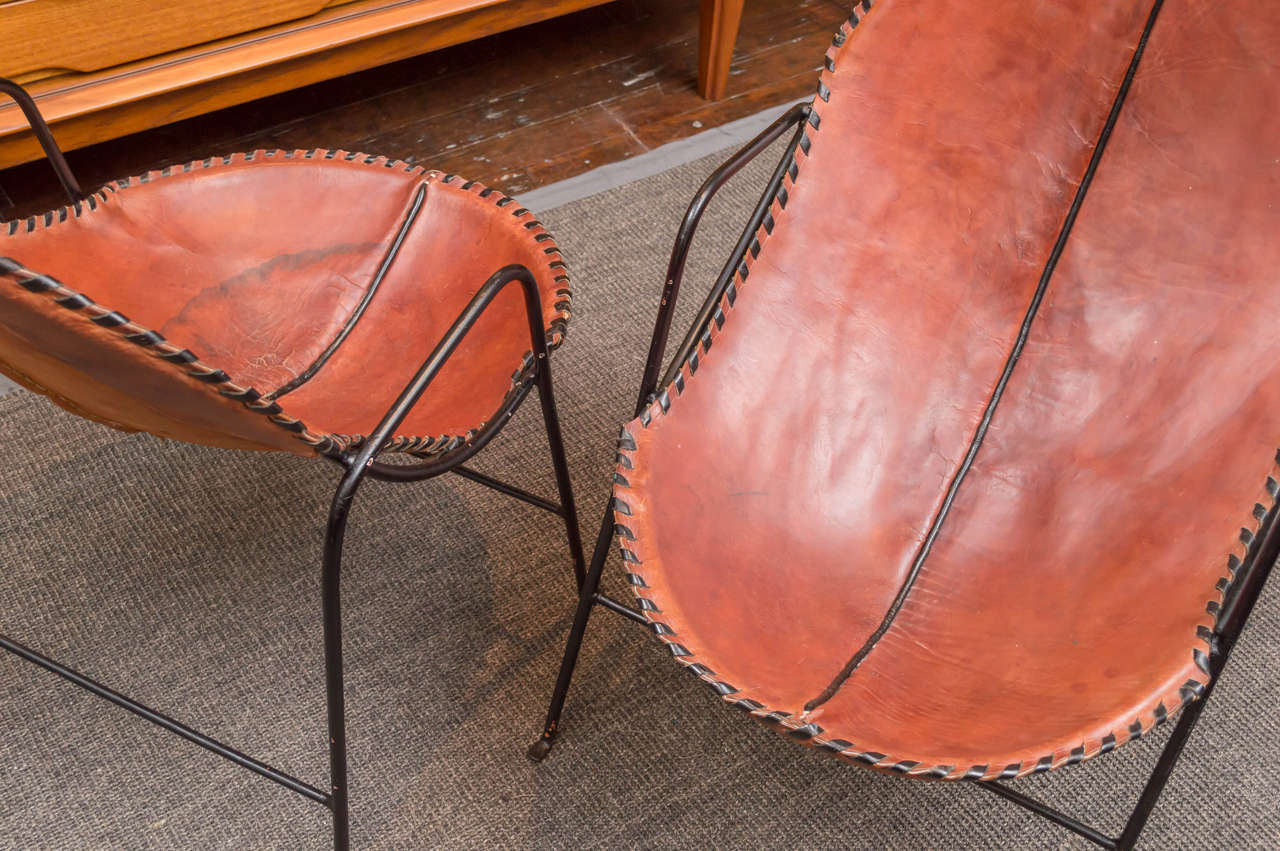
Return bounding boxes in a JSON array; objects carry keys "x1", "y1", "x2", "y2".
[
  {"x1": 332, "y1": 263, "x2": 549, "y2": 486},
  {"x1": 0, "y1": 78, "x2": 83, "y2": 203},
  {"x1": 635, "y1": 102, "x2": 813, "y2": 416}
]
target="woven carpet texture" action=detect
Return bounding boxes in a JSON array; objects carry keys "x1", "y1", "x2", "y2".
[{"x1": 1, "y1": 146, "x2": 1278, "y2": 849}]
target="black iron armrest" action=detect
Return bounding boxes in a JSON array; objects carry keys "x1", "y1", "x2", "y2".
[
  {"x1": 0, "y1": 78, "x2": 84, "y2": 204},
  {"x1": 332, "y1": 264, "x2": 551, "y2": 485},
  {"x1": 633, "y1": 102, "x2": 813, "y2": 416}
]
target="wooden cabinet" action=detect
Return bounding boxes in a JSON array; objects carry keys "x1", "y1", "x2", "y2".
[
  {"x1": 697, "y1": 0, "x2": 745, "y2": 101},
  {"x1": 0, "y1": 0, "x2": 745, "y2": 171},
  {"x1": 1, "y1": 0, "x2": 339, "y2": 80},
  {"x1": 0, "y1": 0, "x2": 616, "y2": 169}
]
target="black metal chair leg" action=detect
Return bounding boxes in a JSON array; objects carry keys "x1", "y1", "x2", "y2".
[
  {"x1": 529, "y1": 506, "x2": 615, "y2": 760},
  {"x1": 0, "y1": 257, "x2": 581, "y2": 847},
  {"x1": 323, "y1": 481, "x2": 357, "y2": 851},
  {"x1": 532, "y1": 352, "x2": 587, "y2": 589},
  {"x1": 1114, "y1": 696, "x2": 1208, "y2": 850},
  {"x1": 313, "y1": 263, "x2": 587, "y2": 843}
]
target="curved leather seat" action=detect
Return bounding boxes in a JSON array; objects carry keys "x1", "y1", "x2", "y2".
[
  {"x1": 0, "y1": 125, "x2": 587, "y2": 847},
  {"x1": 613, "y1": 0, "x2": 1279, "y2": 779},
  {"x1": 0, "y1": 151, "x2": 570, "y2": 456}
]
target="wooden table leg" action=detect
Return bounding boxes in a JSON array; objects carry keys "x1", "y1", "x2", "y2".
[{"x1": 697, "y1": 0, "x2": 746, "y2": 100}]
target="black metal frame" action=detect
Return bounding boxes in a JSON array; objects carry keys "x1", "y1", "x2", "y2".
[
  {"x1": 528, "y1": 102, "x2": 1279, "y2": 850},
  {"x1": 0, "y1": 79, "x2": 84, "y2": 204},
  {"x1": 0, "y1": 80, "x2": 585, "y2": 851}
]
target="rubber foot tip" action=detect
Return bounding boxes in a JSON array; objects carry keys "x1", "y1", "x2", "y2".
[{"x1": 527, "y1": 738, "x2": 553, "y2": 762}]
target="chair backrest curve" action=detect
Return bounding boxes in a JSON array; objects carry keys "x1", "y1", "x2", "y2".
[{"x1": 615, "y1": 0, "x2": 1280, "y2": 775}]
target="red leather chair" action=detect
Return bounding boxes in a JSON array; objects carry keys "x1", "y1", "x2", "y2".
[
  {"x1": 0, "y1": 79, "x2": 584, "y2": 850},
  {"x1": 530, "y1": 1, "x2": 1280, "y2": 848}
]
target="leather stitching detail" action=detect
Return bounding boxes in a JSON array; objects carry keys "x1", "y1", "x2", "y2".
[
  {"x1": 610, "y1": 0, "x2": 1262, "y2": 781},
  {"x1": 1, "y1": 149, "x2": 571, "y2": 457},
  {"x1": 0, "y1": 257, "x2": 337, "y2": 455}
]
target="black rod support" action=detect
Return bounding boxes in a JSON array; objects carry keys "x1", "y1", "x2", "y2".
[
  {"x1": 321, "y1": 487, "x2": 354, "y2": 850},
  {"x1": 355, "y1": 383, "x2": 536, "y2": 483},
  {"x1": 0, "y1": 78, "x2": 85, "y2": 203},
  {"x1": 336, "y1": 265, "x2": 554, "y2": 482},
  {"x1": 0, "y1": 632, "x2": 330, "y2": 806},
  {"x1": 329, "y1": 264, "x2": 583, "y2": 585},
  {"x1": 979, "y1": 781, "x2": 1117, "y2": 849},
  {"x1": 637, "y1": 102, "x2": 812, "y2": 413},
  {"x1": 451, "y1": 464, "x2": 564, "y2": 516},
  {"x1": 1113, "y1": 698, "x2": 1208, "y2": 851},
  {"x1": 1114, "y1": 491, "x2": 1280, "y2": 849},
  {"x1": 593, "y1": 592, "x2": 648, "y2": 626},
  {"x1": 528, "y1": 344, "x2": 589, "y2": 589},
  {"x1": 320, "y1": 263, "x2": 580, "y2": 848},
  {"x1": 530, "y1": 104, "x2": 817, "y2": 761}
]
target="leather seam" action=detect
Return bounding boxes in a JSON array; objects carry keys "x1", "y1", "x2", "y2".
[
  {"x1": 1, "y1": 149, "x2": 572, "y2": 457},
  {"x1": 616, "y1": 0, "x2": 879, "y2": 763},
  {"x1": 267, "y1": 179, "x2": 433, "y2": 401},
  {"x1": 0, "y1": 256, "x2": 337, "y2": 455},
  {"x1": 613, "y1": 0, "x2": 1244, "y2": 781},
  {"x1": 804, "y1": 0, "x2": 1169, "y2": 713},
  {"x1": 621, "y1": 394, "x2": 1278, "y2": 778}
]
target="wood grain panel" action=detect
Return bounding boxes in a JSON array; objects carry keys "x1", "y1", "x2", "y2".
[
  {"x1": 0, "y1": 0, "x2": 611, "y2": 168},
  {"x1": 0, "y1": 0, "x2": 849, "y2": 218},
  {"x1": 0, "y1": 0, "x2": 332, "y2": 79}
]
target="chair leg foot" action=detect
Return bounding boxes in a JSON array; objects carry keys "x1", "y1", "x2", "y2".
[
  {"x1": 532, "y1": 506, "x2": 615, "y2": 762},
  {"x1": 527, "y1": 736, "x2": 555, "y2": 762}
]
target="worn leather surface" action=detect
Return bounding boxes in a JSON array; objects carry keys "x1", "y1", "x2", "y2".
[
  {"x1": 0, "y1": 263, "x2": 316, "y2": 454},
  {"x1": 0, "y1": 152, "x2": 569, "y2": 455},
  {"x1": 616, "y1": 0, "x2": 1280, "y2": 778}
]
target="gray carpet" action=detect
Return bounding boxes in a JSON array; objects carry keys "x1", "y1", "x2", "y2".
[{"x1": 1, "y1": 146, "x2": 1278, "y2": 851}]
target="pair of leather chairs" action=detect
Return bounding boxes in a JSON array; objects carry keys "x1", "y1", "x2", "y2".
[{"x1": 2, "y1": 0, "x2": 1277, "y2": 848}]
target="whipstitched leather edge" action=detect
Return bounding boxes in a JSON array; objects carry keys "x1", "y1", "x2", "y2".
[
  {"x1": 0, "y1": 150, "x2": 572, "y2": 457},
  {"x1": 0, "y1": 255, "x2": 340, "y2": 454},
  {"x1": 611, "y1": 0, "x2": 1264, "y2": 781}
]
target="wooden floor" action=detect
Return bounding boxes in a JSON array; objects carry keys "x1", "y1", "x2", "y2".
[{"x1": 0, "y1": 0, "x2": 849, "y2": 219}]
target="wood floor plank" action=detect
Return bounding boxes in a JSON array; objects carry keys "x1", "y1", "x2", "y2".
[
  {"x1": 0, "y1": 0, "x2": 850, "y2": 219},
  {"x1": 427, "y1": 103, "x2": 649, "y2": 192}
]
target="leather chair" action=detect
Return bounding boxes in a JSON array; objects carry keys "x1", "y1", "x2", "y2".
[
  {"x1": 530, "y1": 1, "x2": 1280, "y2": 848},
  {"x1": 0, "y1": 79, "x2": 585, "y2": 850}
]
